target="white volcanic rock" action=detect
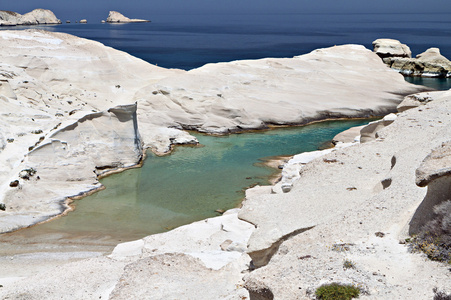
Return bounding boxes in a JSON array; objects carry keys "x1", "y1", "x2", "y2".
[
  {"x1": 136, "y1": 44, "x2": 425, "y2": 134},
  {"x1": 0, "y1": 30, "x2": 189, "y2": 231},
  {"x1": 409, "y1": 141, "x2": 451, "y2": 234},
  {"x1": 332, "y1": 125, "x2": 363, "y2": 144},
  {"x1": 381, "y1": 45, "x2": 451, "y2": 77},
  {"x1": 0, "y1": 103, "x2": 143, "y2": 233},
  {"x1": 0, "y1": 30, "x2": 448, "y2": 299},
  {"x1": 359, "y1": 113, "x2": 397, "y2": 143},
  {"x1": 0, "y1": 210, "x2": 252, "y2": 299},
  {"x1": 0, "y1": 29, "x2": 429, "y2": 236},
  {"x1": 397, "y1": 91, "x2": 435, "y2": 112},
  {"x1": 373, "y1": 38, "x2": 412, "y2": 58},
  {"x1": 106, "y1": 11, "x2": 150, "y2": 23},
  {"x1": 239, "y1": 94, "x2": 451, "y2": 298},
  {"x1": 109, "y1": 253, "x2": 248, "y2": 300},
  {"x1": 2, "y1": 96, "x2": 449, "y2": 299},
  {"x1": 0, "y1": 9, "x2": 61, "y2": 26}
]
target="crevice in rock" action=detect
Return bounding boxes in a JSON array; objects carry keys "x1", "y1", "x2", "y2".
[
  {"x1": 248, "y1": 226, "x2": 314, "y2": 269},
  {"x1": 381, "y1": 178, "x2": 392, "y2": 189},
  {"x1": 248, "y1": 287, "x2": 274, "y2": 300},
  {"x1": 390, "y1": 155, "x2": 397, "y2": 169}
]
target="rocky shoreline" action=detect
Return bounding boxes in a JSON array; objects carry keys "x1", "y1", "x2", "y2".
[{"x1": 0, "y1": 30, "x2": 449, "y2": 299}]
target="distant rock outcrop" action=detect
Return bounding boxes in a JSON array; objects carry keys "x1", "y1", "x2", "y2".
[
  {"x1": 0, "y1": 9, "x2": 61, "y2": 26},
  {"x1": 387, "y1": 48, "x2": 451, "y2": 78},
  {"x1": 106, "y1": 11, "x2": 150, "y2": 23},
  {"x1": 373, "y1": 39, "x2": 451, "y2": 77}
]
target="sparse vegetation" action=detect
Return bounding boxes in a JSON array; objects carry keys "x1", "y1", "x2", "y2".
[
  {"x1": 409, "y1": 201, "x2": 451, "y2": 263},
  {"x1": 433, "y1": 287, "x2": 451, "y2": 300},
  {"x1": 332, "y1": 243, "x2": 354, "y2": 252},
  {"x1": 343, "y1": 259, "x2": 356, "y2": 270},
  {"x1": 315, "y1": 283, "x2": 360, "y2": 300}
]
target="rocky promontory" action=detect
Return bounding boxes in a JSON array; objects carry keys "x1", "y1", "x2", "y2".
[
  {"x1": 0, "y1": 9, "x2": 61, "y2": 26},
  {"x1": 373, "y1": 39, "x2": 451, "y2": 77},
  {"x1": 106, "y1": 11, "x2": 150, "y2": 23}
]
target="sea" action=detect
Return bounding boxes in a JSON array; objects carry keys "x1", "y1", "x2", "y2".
[{"x1": 4, "y1": 12, "x2": 451, "y2": 72}]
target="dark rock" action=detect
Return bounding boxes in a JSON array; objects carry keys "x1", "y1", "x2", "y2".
[{"x1": 9, "y1": 180, "x2": 19, "y2": 187}]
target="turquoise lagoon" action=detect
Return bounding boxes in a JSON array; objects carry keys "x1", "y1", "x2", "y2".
[{"x1": 34, "y1": 120, "x2": 372, "y2": 243}]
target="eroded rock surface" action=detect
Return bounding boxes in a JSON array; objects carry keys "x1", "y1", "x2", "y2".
[
  {"x1": 373, "y1": 38, "x2": 412, "y2": 59},
  {"x1": 239, "y1": 92, "x2": 451, "y2": 299},
  {"x1": 0, "y1": 30, "x2": 427, "y2": 232},
  {"x1": 410, "y1": 141, "x2": 451, "y2": 234},
  {"x1": 0, "y1": 9, "x2": 61, "y2": 26},
  {"x1": 138, "y1": 44, "x2": 425, "y2": 134},
  {"x1": 374, "y1": 39, "x2": 451, "y2": 77},
  {"x1": 0, "y1": 30, "x2": 449, "y2": 299},
  {"x1": 0, "y1": 103, "x2": 142, "y2": 232}
]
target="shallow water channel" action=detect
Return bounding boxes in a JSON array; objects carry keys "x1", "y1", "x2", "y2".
[
  {"x1": 26, "y1": 120, "x2": 373, "y2": 244},
  {"x1": 0, "y1": 120, "x2": 375, "y2": 253}
]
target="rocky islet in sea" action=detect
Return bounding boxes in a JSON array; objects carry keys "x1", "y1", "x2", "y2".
[
  {"x1": 374, "y1": 38, "x2": 451, "y2": 78},
  {"x1": 0, "y1": 9, "x2": 150, "y2": 26},
  {"x1": 0, "y1": 8, "x2": 61, "y2": 26}
]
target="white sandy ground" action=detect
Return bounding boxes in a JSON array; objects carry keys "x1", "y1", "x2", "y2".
[{"x1": 0, "y1": 30, "x2": 449, "y2": 299}]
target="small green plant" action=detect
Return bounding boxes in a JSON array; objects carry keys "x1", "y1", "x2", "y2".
[
  {"x1": 315, "y1": 283, "x2": 360, "y2": 300},
  {"x1": 343, "y1": 259, "x2": 356, "y2": 270}
]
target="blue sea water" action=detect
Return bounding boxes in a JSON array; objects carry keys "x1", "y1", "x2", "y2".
[{"x1": 4, "y1": 13, "x2": 451, "y2": 71}]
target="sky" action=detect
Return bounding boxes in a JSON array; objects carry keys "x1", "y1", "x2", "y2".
[{"x1": 3, "y1": 0, "x2": 451, "y2": 22}]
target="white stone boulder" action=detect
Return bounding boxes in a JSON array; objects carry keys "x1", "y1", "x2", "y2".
[{"x1": 373, "y1": 38, "x2": 412, "y2": 58}]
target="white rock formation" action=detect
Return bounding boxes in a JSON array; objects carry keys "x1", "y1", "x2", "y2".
[
  {"x1": 387, "y1": 47, "x2": 451, "y2": 77},
  {"x1": 0, "y1": 28, "x2": 428, "y2": 236},
  {"x1": 373, "y1": 39, "x2": 451, "y2": 77},
  {"x1": 240, "y1": 92, "x2": 451, "y2": 298},
  {"x1": 373, "y1": 38, "x2": 412, "y2": 58},
  {"x1": 0, "y1": 30, "x2": 448, "y2": 299},
  {"x1": 1, "y1": 92, "x2": 449, "y2": 300},
  {"x1": 0, "y1": 9, "x2": 61, "y2": 26},
  {"x1": 137, "y1": 44, "x2": 425, "y2": 134},
  {"x1": 359, "y1": 113, "x2": 397, "y2": 143},
  {"x1": 106, "y1": 11, "x2": 150, "y2": 23},
  {"x1": 0, "y1": 210, "x2": 253, "y2": 299},
  {"x1": 0, "y1": 103, "x2": 143, "y2": 232}
]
